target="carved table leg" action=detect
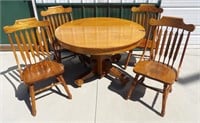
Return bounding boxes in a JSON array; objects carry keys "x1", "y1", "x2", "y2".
[
  {"x1": 74, "y1": 56, "x2": 96, "y2": 87},
  {"x1": 74, "y1": 55, "x2": 129, "y2": 87}
]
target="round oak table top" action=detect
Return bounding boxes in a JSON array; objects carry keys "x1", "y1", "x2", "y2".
[{"x1": 55, "y1": 17, "x2": 145, "y2": 55}]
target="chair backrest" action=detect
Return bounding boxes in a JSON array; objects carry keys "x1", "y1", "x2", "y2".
[
  {"x1": 143, "y1": 16, "x2": 195, "y2": 77},
  {"x1": 3, "y1": 18, "x2": 53, "y2": 76},
  {"x1": 41, "y1": 6, "x2": 73, "y2": 40},
  {"x1": 131, "y1": 4, "x2": 163, "y2": 38}
]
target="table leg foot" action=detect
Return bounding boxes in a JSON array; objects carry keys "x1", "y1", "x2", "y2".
[
  {"x1": 109, "y1": 67, "x2": 129, "y2": 85},
  {"x1": 119, "y1": 74, "x2": 129, "y2": 86},
  {"x1": 75, "y1": 79, "x2": 84, "y2": 87},
  {"x1": 104, "y1": 59, "x2": 129, "y2": 85},
  {"x1": 75, "y1": 71, "x2": 95, "y2": 87}
]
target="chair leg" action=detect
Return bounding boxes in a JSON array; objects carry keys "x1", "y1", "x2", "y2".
[
  {"x1": 126, "y1": 74, "x2": 139, "y2": 99},
  {"x1": 169, "y1": 84, "x2": 172, "y2": 93},
  {"x1": 161, "y1": 84, "x2": 169, "y2": 117},
  {"x1": 52, "y1": 42, "x2": 62, "y2": 62},
  {"x1": 29, "y1": 85, "x2": 36, "y2": 116},
  {"x1": 124, "y1": 50, "x2": 133, "y2": 69},
  {"x1": 57, "y1": 50, "x2": 62, "y2": 63},
  {"x1": 58, "y1": 75, "x2": 72, "y2": 99}
]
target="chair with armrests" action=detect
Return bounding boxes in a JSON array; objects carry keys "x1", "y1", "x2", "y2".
[
  {"x1": 41, "y1": 6, "x2": 77, "y2": 62},
  {"x1": 126, "y1": 16, "x2": 195, "y2": 116},
  {"x1": 124, "y1": 4, "x2": 163, "y2": 69},
  {"x1": 3, "y1": 18, "x2": 72, "y2": 116}
]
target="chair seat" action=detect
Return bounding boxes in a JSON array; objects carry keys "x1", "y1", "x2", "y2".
[
  {"x1": 21, "y1": 60, "x2": 64, "y2": 84},
  {"x1": 134, "y1": 60, "x2": 177, "y2": 84}
]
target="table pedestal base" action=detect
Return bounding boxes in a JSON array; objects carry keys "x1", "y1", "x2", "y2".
[{"x1": 75, "y1": 55, "x2": 129, "y2": 87}]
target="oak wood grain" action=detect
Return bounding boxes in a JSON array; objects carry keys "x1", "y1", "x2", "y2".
[{"x1": 55, "y1": 17, "x2": 145, "y2": 55}]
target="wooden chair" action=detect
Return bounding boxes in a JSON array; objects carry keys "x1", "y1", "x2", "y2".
[
  {"x1": 126, "y1": 16, "x2": 195, "y2": 116},
  {"x1": 41, "y1": 6, "x2": 76, "y2": 62},
  {"x1": 124, "y1": 4, "x2": 163, "y2": 69},
  {"x1": 3, "y1": 18, "x2": 72, "y2": 116}
]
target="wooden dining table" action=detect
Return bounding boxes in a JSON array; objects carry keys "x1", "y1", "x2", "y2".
[{"x1": 55, "y1": 17, "x2": 145, "y2": 87}]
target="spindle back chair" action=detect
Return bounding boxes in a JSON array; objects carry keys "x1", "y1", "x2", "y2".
[
  {"x1": 41, "y1": 6, "x2": 75, "y2": 62},
  {"x1": 3, "y1": 18, "x2": 72, "y2": 116},
  {"x1": 126, "y1": 16, "x2": 195, "y2": 116},
  {"x1": 124, "y1": 4, "x2": 163, "y2": 69}
]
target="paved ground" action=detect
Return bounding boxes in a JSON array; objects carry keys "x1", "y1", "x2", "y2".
[{"x1": 0, "y1": 49, "x2": 200, "y2": 123}]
